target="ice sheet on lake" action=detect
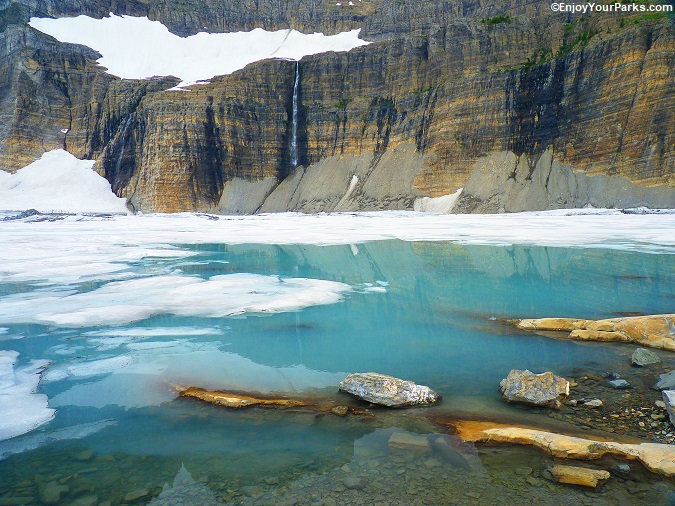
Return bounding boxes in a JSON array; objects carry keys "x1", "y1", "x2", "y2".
[
  {"x1": 44, "y1": 355, "x2": 138, "y2": 382},
  {"x1": 85, "y1": 326, "x2": 223, "y2": 338},
  {"x1": 0, "y1": 351, "x2": 55, "y2": 442},
  {"x1": 0, "y1": 149, "x2": 129, "y2": 214},
  {"x1": 29, "y1": 15, "x2": 370, "y2": 88},
  {"x1": 0, "y1": 273, "x2": 351, "y2": 327},
  {"x1": 82, "y1": 327, "x2": 223, "y2": 351},
  {"x1": 0, "y1": 419, "x2": 116, "y2": 461}
]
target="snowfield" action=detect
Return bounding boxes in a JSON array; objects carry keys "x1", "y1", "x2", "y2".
[
  {"x1": 29, "y1": 14, "x2": 371, "y2": 88},
  {"x1": 0, "y1": 150, "x2": 129, "y2": 214}
]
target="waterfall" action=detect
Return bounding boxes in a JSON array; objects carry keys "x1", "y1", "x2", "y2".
[
  {"x1": 290, "y1": 61, "x2": 300, "y2": 168},
  {"x1": 114, "y1": 115, "x2": 134, "y2": 174}
]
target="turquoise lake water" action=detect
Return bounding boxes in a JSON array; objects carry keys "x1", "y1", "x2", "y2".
[{"x1": 1, "y1": 234, "x2": 674, "y2": 505}]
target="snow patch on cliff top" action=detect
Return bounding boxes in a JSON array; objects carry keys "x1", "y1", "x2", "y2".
[
  {"x1": 0, "y1": 149, "x2": 129, "y2": 214},
  {"x1": 29, "y1": 14, "x2": 371, "y2": 88}
]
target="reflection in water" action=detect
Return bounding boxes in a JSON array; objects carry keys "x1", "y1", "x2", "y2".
[
  {"x1": 0, "y1": 240, "x2": 673, "y2": 503},
  {"x1": 149, "y1": 464, "x2": 217, "y2": 506}
]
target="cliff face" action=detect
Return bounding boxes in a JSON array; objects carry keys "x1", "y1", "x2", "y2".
[{"x1": 1, "y1": 0, "x2": 674, "y2": 213}]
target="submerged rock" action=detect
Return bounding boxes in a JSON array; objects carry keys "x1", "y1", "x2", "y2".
[
  {"x1": 632, "y1": 348, "x2": 661, "y2": 366},
  {"x1": 429, "y1": 435, "x2": 472, "y2": 470},
  {"x1": 39, "y1": 481, "x2": 68, "y2": 505},
  {"x1": 583, "y1": 399, "x2": 603, "y2": 408},
  {"x1": 662, "y1": 390, "x2": 675, "y2": 427},
  {"x1": 499, "y1": 369, "x2": 569, "y2": 409},
  {"x1": 338, "y1": 373, "x2": 441, "y2": 407},
  {"x1": 610, "y1": 464, "x2": 632, "y2": 478},
  {"x1": 653, "y1": 371, "x2": 675, "y2": 391},
  {"x1": 547, "y1": 465, "x2": 610, "y2": 488},
  {"x1": 388, "y1": 432, "x2": 431, "y2": 453},
  {"x1": 608, "y1": 379, "x2": 631, "y2": 390}
]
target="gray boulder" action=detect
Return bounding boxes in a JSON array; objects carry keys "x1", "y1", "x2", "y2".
[
  {"x1": 499, "y1": 369, "x2": 569, "y2": 409},
  {"x1": 338, "y1": 373, "x2": 441, "y2": 407},
  {"x1": 663, "y1": 390, "x2": 675, "y2": 427},
  {"x1": 653, "y1": 371, "x2": 675, "y2": 391},
  {"x1": 631, "y1": 348, "x2": 660, "y2": 366}
]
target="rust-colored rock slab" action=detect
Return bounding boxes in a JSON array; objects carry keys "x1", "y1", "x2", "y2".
[
  {"x1": 516, "y1": 314, "x2": 675, "y2": 351},
  {"x1": 178, "y1": 387, "x2": 311, "y2": 409},
  {"x1": 547, "y1": 465, "x2": 610, "y2": 488},
  {"x1": 451, "y1": 421, "x2": 675, "y2": 478}
]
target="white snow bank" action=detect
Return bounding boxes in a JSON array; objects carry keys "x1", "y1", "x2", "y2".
[
  {"x1": 0, "y1": 351, "x2": 55, "y2": 442},
  {"x1": 0, "y1": 149, "x2": 129, "y2": 214},
  {"x1": 29, "y1": 15, "x2": 371, "y2": 88},
  {"x1": 0, "y1": 211, "x2": 673, "y2": 291},
  {"x1": 17, "y1": 210, "x2": 670, "y2": 253},
  {"x1": 0, "y1": 273, "x2": 352, "y2": 327},
  {"x1": 414, "y1": 188, "x2": 463, "y2": 214}
]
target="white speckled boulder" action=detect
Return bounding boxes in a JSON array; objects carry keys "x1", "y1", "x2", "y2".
[
  {"x1": 499, "y1": 369, "x2": 569, "y2": 409},
  {"x1": 338, "y1": 372, "x2": 441, "y2": 407}
]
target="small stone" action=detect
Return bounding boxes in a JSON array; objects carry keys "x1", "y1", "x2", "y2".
[
  {"x1": 241, "y1": 486, "x2": 264, "y2": 498},
  {"x1": 547, "y1": 465, "x2": 610, "y2": 488},
  {"x1": 610, "y1": 464, "x2": 631, "y2": 478},
  {"x1": 319, "y1": 499, "x2": 337, "y2": 506},
  {"x1": 69, "y1": 495, "x2": 98, "y2": 506},
  {"x1": 39, "y1": 481, "x2": 69, "y2": 505},
  {"x1": 123, "y1": 489, "x2": 149, "y2": 503},
  {"x1": 583, "y1": 399, "x2": 603, "y2": 408},
  {"x1": 343, "y1": 477, "x2": 364, "y2": 490},
  {"x1": 264, "y1": 477, "x2": 279, "y2": 485},
  {"x1": 656, "y1": 400, "x2": 666, "y2": 409},
  {"x1": 331, "y1": 405, "x2": 349, "y2": 417},
  {"x1": 526, "y1": 475, "x2": 544, "y2": 487},
  {"x1": 632, "y1": 348, "x2": 660, "y2": 366},
  {"x1": 608, "y1": 379, "x2": 631, "y2": 390},
  {"x1": 74, "y1": 450, "x2": 94, "y2": 461}
]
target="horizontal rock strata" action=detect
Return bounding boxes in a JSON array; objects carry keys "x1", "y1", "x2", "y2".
[{"x1": 2, "y1": 2, "x2": 674, "y2": 213}]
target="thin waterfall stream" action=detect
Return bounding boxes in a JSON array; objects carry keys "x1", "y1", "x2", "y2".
[{"x1": 290, "y1": 62, "x2": 300, "y2": 168}]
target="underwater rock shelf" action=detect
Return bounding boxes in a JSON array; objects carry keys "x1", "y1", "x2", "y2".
[{"x1": 449, "y1": 420, "x2": 675, "y2": 478}]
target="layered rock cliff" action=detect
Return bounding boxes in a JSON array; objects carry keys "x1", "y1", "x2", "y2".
[{"x1": 1, "y1": 0, "x2": 674, "y2": 213}]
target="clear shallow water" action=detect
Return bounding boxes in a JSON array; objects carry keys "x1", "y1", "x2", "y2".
[{"x1": 0, "y1": 213, "x2": 674, "y2": 504}]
